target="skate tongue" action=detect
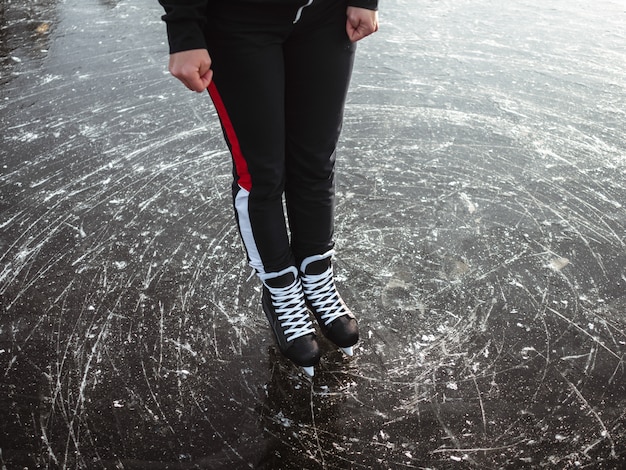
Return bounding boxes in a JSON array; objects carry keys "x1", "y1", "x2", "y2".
[
  {"x1": 264, "y1": 270, "x2": 296, "y2": 289},
  {"x1": 303, "y1": 257, "x2": 330, "y2": 276}
]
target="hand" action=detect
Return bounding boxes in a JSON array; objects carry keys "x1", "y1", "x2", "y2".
[
  {"x1": 168, "y1": 49, "x2": 213, "y2": 92},
  {"x1": 346, "y1": 7, "x2": 379, "y2": 42}
]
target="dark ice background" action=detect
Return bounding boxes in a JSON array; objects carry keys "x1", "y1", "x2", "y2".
[{"x1": 1, "y1": 0, "x2": 625, "y2": 468}]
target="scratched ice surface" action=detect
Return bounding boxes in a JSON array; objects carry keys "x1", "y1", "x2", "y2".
[{"x1": 1, "y1": 0, "x2": 625, "y2": 468}]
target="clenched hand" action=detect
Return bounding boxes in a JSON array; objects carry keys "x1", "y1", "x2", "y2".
[
  {"x1": 168, "y1": 48, "x2": 213, "y2": 92},
  {"x1": 346, "y1": 7, "x2": 379, "y2": 42}
]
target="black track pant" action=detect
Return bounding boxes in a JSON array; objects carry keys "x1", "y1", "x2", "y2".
[{"x1": 204, "y1": 0, "x2": 356, "y2": 274}]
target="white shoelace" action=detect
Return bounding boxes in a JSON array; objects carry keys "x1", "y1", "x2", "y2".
[
  {"x1": 301, "y1": 267, "x2": 348, "y2": 326},
  {"x1": 268, "y1": 277, "x2": 315, "y2": 342}
]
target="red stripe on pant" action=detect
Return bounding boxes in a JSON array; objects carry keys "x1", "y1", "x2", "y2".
[{"x1": 207, "y1": 82, "x2": 252, "y2": 192}]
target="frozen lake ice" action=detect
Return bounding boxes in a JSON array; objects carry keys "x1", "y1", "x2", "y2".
[{"x1": 1, "y1": 0, "x2": 625, "y2": 468}]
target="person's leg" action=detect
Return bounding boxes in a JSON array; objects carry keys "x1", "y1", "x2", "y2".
[
  {"x1": 283, "y1": 1, "x2": 356, "y2": 264},
  {"x1": 205, "y1": 3, "x2": 292, "y2": 275},
  {"x1": 204, "y1": 3, "x2": 320, "y2": 373},
  {"x1": 283, "y1": 1, "x2": 359, "y2": 353}
]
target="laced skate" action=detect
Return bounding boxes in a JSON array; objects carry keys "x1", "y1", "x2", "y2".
[
  {"x1": 260, "y1": 266, "x2": 320, "y2": 376},
  {"x1": 300, "y1": 250, "x2": 358, "y2": 356}
]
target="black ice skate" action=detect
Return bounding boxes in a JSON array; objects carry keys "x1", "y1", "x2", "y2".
[
  {"x1": 260, "y1": 266, "x2": 320, "y2": 376},
  {"x1": 299, "y1": 250, "x2": 359, "y2": 356}
]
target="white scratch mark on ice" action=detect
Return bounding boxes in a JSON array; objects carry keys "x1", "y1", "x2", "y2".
[{"x1": 459, "y1": 192, "x2": 477, "y2": 213}]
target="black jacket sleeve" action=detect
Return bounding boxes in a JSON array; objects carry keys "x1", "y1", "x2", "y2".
[
  {"x1": 347, "y1": 0, "x2": 378, "y2": 10},
  {"x1": 158, "y1": 0, "x2": 208, "y2": 53}
]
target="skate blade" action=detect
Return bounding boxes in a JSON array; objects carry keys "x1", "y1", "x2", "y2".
[
  {"x1": 302, "y1": 366, "x2": 315, "y2": 377},
  {"x1": 341, "y1": 346, "x2": 354, "y2": 356}
]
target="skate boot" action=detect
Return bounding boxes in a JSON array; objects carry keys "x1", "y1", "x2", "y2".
[
  {"x1": 299, "y1": 250, "x2": 358, "y2": 356},
  {"x1": 260, "y1": 266, "x2": 320, "y2": 377}
]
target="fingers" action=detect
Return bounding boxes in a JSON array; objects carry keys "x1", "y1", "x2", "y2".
[
  {"x1": 168, "y1": 49, "x2": 213, "y2": 92},
  {"x1": 346, "y1": 17, "x2": 378, "y2": 42},
  {"x1": 346, "y1": 7, "x2": 379, "y2": 42}
]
